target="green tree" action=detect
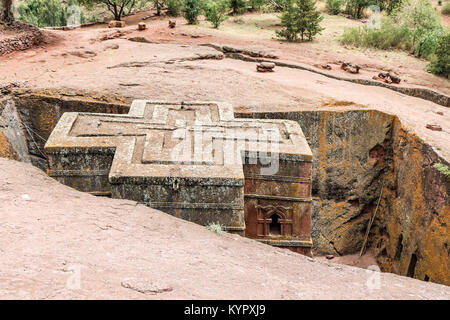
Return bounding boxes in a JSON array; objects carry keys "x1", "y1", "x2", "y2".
[
  {"x1": 204, "y1": 0, "x2": 229, "y2": 28},
  {"x1": 345, "y1": 0, "x2": 372, "y2": 19},
  {"x1": 394, "y1": 0, "x2": 444, "y2": 54},
  {"x1": 167, "y1": 0, "x2": 183, "y2": 16},
  {"x1": 79, "y1": 0, "x2": 139, "y2": 20},
  {"x1": 276, "y1": 0, "x2": 323, "y2": 42},
  {"x1": 276, "y1": 0, "x2": 299, "y2": 41},
  {"x1": 1, "y1": 0, "x2": 14, "y2": 23},
  {"x1": 152, "y1": 0, "x2": 166, "y2": 15},
  {"x1": 304, "y1": 0, "x2": 323, "y2": 40},
  {"x1": 428, "y1": 33, "x2": 450, "y2": 78},
  {"x1": 326, "y1": 0, "x2": 343, "y2": 15},
  {"x1": 183, "y1": 0, "x2": 203, "y2": 24},
  {"x1": 18, "y1": 0, "x2": 67, "y2": 27},
  {"x1": 249, "y1": 0, "x2": 265, "y2": 11},
  {"x1": 229, "y1": 0, "x2": 247, "y2": 14}
]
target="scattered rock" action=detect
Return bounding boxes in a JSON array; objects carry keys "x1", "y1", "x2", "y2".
[
  {"x1": 121, "y1": 278, "x2": 173, "y2": 295},
  {"x1": 109, "y1": 20, "x2": 125, "y2": 28},
  {"x1": 137, "y1": 22, "x2": 146, "y2": 31},
  {"x1": 320, "y1": 64, "x2": 332, "y2": 70},
  {"x1": 426, "y1": 124, "x2": 442, "y2": 131},
  {"x1": 341, "y1": 62, "x2": 360, "y2": 74},
  {"x1": 256, "y1": 62, "x2": 275, "y2": 73},
  {"x1": 104, "y1": 43, "x2": 119, "y2": 50},
  {"x1": 221, "y1": 45, "x2": 279, "y2": 59},
  {"x1": 128, "y1": 37, "x2": 152, "y2": 43},
  {"x1": 0, "y1": 21, "x2": 44, "y2": 56},
  {"x1": 68, "y1": 50, "x2": 97, "y2": 58},
  {"x1": 436, "y1": 111, "x2": 444, "y2": 116},
  {"x1": 376, "y1": 72, "x2": 401, "y2": 84},
  {"x1": 118, "y1": 83, "x2": 141, "y2": 87},
  {"x1": 168, "y1": 20, "x2": 176, "y2": 29},
  {"x1": 326, "y1": 255, "x2": 335, "y2": 260},
  {"x1": 181, "y1": 32, "x2": 204, "y2": 39},
  {"x1": 0, "y1": 81, "x2": 23, "y2": 94},
  {"x1": 99, "y1": 30, "x2": 129, "y2": 41}
]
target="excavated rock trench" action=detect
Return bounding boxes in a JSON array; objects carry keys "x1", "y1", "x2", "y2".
[{"x1": 1, "y1": 89, "x2": 448, "y2": 286}]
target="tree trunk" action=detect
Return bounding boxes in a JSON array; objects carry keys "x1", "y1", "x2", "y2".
[{"x1": 1, "y1": 0, "x2": 14, "y2": 23}]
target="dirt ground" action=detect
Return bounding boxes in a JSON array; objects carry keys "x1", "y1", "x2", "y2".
[
  {"x1": 0, "y1": 157, "x2": 449, "y2": 299},
  {"x1": 0, "y1": 11, "x2": 449, "y2": 159}
]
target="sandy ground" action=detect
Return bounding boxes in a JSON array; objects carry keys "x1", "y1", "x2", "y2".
[{"x1": 0, "y1": 157, "x2": 449, "y2": 299}]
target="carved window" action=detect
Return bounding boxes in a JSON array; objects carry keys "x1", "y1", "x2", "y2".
[{"x1": 256, "y1": 205, "x2": 293, "y2": 237}]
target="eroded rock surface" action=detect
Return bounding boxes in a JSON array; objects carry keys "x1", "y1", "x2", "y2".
[{"x1": 0, "y1": 157, "x2": 449, "y2": 299}]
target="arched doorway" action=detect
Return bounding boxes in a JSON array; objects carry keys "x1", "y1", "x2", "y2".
[{"x1": 270, "y1": 214, "x2": 281, "y2": 235}]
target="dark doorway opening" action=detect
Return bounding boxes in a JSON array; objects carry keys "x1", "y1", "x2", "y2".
[
  {"x1": 270, "y1": 214, "x2": 281, "y2": 235},
  {"x1": 407, "y1": 253, "x2": 418, "y2": 278}
]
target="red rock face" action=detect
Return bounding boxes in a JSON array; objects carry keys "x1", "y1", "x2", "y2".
[{"x1": 3, "y1": 92, "x2": 448, "y2": 285}]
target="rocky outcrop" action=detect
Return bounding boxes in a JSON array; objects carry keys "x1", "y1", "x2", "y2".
[
  {"x1": 374, "y1": 122, "x2": 450, "y2": 285},
  {"x1": 9, "y1": 89, "x2": 130, "y2": 170},
  {"x1": 1, "y1": 90, "x2": 448, "y2": 285},
  {"x1": 237, "y1": 109, "x2": 449, "y2": 286},
  {"x1": 0, "y1": 21, "x2": 43, "y2": 55}
]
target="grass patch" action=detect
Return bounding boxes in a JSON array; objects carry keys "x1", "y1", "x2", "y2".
[
  {"x1": 207, "y1": 222, "x2": 225, "y2": 235},
  {"x1": 434, "y1": 162, "x2": 450, "y2": 177},
  {"x1": 341, "y1": 20, "x2": 413, "y2": 51}
]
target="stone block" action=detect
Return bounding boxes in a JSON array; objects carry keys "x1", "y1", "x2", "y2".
[
  {"x1": 109, "y1": 20, "x2": 126, "y2": 28},
  {"x1": 45, "y1": 100, "x2": 313, "y2": 254},
  {"x1": 138, "y1": 22, "x2": 146, "y2": 31}
]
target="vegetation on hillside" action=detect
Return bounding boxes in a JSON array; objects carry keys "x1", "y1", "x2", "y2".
[
  {"x1": 79, "y1": 0, "x2": 139, "y2": 20},
  {"x1": 17, "y1": 0, "x2": 87, "y2": 27},
  {"x1": 204, "y1": 0, "x2": 229, "y2": 28},
  {"x1": 2, "y1": 0, "x2": 449, "y2": 77},
  {"x1": 276, "y1": 0, "x2": 324, "y2": 41},
  {"x1": 340, "y1": 0, "x2": 449, "y2": 77}
]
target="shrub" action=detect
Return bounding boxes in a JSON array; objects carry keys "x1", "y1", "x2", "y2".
[
  {"x1": 393, "y1": 0, "x2": 446, "y2": 59},
  {"x1": 18, "y1": 0, "x2": 67, "y2": 27},
  {"x1": 167, "y1": 0, "x2": 183, "y2": 16},
  {"x1": 183, "y1": 0, "x2": 203, "y2": 24},
  {"x1": 341, "y1": 18, "x2": 412, "y2": 50},
  {"x1": 415, "y1": 27, "x2": 446, "y2": 58},
  {"x1": 433, "y1": 162, "x2": 450, "y2": 176},
  {"x1": 249, "y1": 0, "x2": 265, "y2": 11},
  {"x1": 341, "y1": 0, "x2": 446, "y2": 60},
  {"x1": 326, "y1": 0, "x2": 343, "y2": 15},
  {"x1": 428, "y1": 33, "x2": 450, "y2": 77},
  {"x1": 204, "y1": 0, "x2": 229, "y2": 28},
  {"x1": 442, "y1": 2, "x2": 450, "y2": 15},
  {"x1": 207, "y1": 222, "x2": 225, "y2": 235}
]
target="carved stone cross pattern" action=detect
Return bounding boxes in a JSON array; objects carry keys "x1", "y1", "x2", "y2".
[{"x1": 45, "y1": 100, "x2": 314, "y2": 255}]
